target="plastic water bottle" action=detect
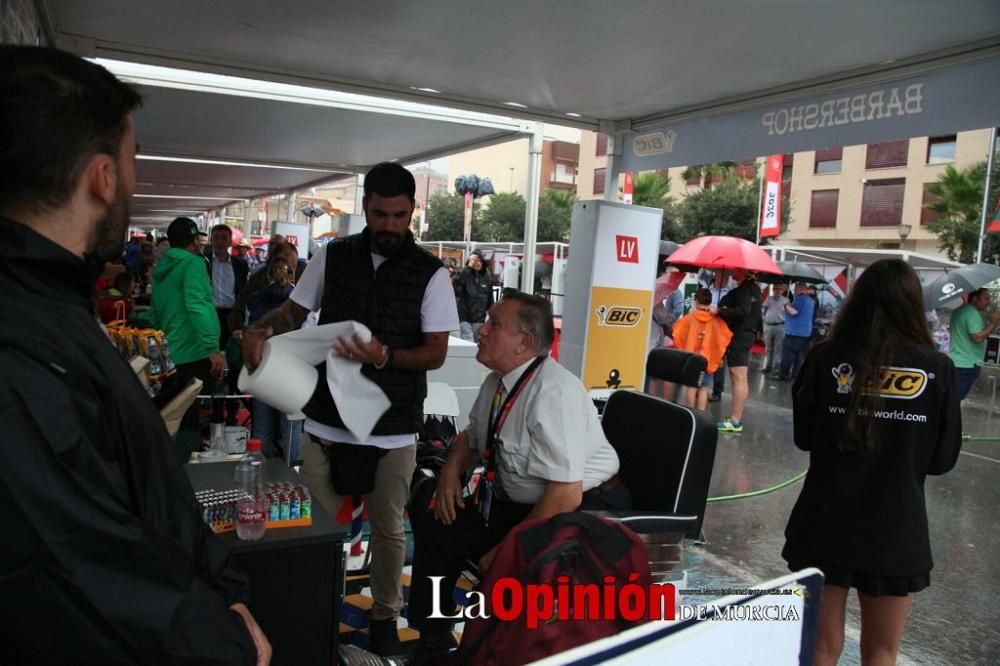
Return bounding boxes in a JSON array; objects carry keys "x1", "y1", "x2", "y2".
[{"x1": 235, "y1": 439, "x2": 268, "y2": 541}]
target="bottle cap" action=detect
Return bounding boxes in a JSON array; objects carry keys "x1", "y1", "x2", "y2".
[{"x1": 246, "y1": 438, "x2": 263, "y2": 452}]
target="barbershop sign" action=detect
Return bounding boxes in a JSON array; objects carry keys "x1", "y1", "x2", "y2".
[
  {"x1": 619, "y1": 57, "x2": 1000, "y2": 172},
  {"x1": 761, "y1": 84, "x2": 923, "y2": 137}
]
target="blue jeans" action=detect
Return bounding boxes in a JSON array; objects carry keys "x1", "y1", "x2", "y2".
[
  {"x1": 955, "y1": 365, "x2": 982, "y2": 401},
  {"x1": 780, "y1": 335, "x2": 810, "y2": 379},
  {"x1": 252, "y1": 399, "x2": 304, "y2": 463}
]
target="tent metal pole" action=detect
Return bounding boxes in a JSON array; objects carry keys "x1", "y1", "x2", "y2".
[
  {"x1": 521, "y1": 124, "x2": 544, "y2": 293},
  {"x1": 353, "y1": 174, "x2": 365, "y2": 215},
  {"x1": 976, "y1": 127, "x2": 997, "y2": 264},
  {"x1": 603, "y1": 130, "x2": 625, "y2": 203},
  {"x1": 755, "y1": 158, "x2": 765, "y2": 245}
]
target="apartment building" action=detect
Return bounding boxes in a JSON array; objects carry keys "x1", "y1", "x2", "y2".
[
  {"x1": 783, "y1": 129, "x2": 993, "y2": 255},
  {"x1": 578, "y1": 128, "x2": 995, "y2": 258}
]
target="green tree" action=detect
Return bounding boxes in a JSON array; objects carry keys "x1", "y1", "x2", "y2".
[
  {"x1": 925, "y1": 160, "x2": 1000, "y2": 264},
  {"x1": 477, "y1": 192, "x2": 526, "y2": 241},
  {"x1": 623, "y1": 171, "x2": 685, "y2": 242},
  {"x1": 423, "y1": 192, "x2": 465, "y2": 241},
  {"x1": 680, "y1": 176, "x2": 790, "y2": 242},
  {"x1": 536, "y1": 189, "x2": 574, "y2": 241}
]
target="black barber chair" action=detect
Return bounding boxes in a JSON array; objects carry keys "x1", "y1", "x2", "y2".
[{"x1": 588, "y1": 348, "x2": 718, "y2": 583}]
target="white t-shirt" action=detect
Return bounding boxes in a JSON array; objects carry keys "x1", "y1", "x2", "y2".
[{"x1": 289, "y1": 243, "x2": 460, "y2": 448}]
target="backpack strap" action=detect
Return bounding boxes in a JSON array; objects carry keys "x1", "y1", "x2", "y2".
[{"x1": 517, "y1": 512, "x2": 633, "y2": 564}]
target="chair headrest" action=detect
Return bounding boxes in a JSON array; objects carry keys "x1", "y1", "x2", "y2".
[{"x1": 646, "y1": 348, "x2": 707, "y2": 387}]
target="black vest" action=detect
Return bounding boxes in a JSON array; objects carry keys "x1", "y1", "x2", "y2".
[{"x1": 301, "y1": 228, "x2": 442, "y2": 436}]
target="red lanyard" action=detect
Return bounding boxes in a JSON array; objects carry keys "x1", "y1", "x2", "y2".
[{"x1": 484, "y1": 356, "x2": 545, "y2": 475}]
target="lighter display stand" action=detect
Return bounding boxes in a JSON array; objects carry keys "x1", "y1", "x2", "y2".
[{"x1": 560, "y1": 200, "x2": 662, "y2": 395}]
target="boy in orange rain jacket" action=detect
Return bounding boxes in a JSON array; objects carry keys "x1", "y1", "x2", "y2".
[{"x1": 672, "y1": 288, "x2": 733, "y2": 410}]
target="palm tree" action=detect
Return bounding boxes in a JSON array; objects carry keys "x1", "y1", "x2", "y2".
[
  {"x1": 925, "y1": 161, "x2": 999, "y2": 263},
  {"x1": 544, "y1": 188, "x2": 575, "y2": 211},
  {"x1": 680, "y1": 162, "x2": 738, "y2": 190},
  {"x1": 627, "y1": 171, "x2": 672, "y2": 208},
  {"x1": 536, "y1": 189, "x2": 575, "y2": 241},
  {"x1": 619, "y1": 171, "x2": 686, "y2": 242}
]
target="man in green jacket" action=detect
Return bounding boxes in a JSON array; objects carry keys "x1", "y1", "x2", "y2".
[{"x1": 151, "y1": 216, "x2": 227, "y2": 390}]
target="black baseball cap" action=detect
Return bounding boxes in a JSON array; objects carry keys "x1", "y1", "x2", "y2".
[{"x1": 166, "y1": 217, "x2": 208, "y2": 245}]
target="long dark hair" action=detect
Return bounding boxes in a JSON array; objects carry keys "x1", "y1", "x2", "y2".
[{"x1": 827, "y1": 259, "x2": 934, "y2": 453}]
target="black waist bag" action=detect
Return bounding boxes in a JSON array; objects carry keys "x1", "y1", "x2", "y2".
[{"x1": 324, "y1": 441, "x2": 389, "y2": 496}]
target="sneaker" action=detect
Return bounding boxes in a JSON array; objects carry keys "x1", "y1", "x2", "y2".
[
  {"x1": 760, "y1": 366, "x2": 771, "y2": 373},
  {"x1": 708, "y1": 393, "x2": 722, "y2": 403},
  {"x1": 717, "y1": 419, "x2": 744, "y2": 434},
  {"x1": 367, "y1": 618, "x2": 404, "y2": 657}
]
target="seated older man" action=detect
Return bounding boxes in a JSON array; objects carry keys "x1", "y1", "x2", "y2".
[{"x1": 407, "y1": 292, "x2": 628, "y2": 658}]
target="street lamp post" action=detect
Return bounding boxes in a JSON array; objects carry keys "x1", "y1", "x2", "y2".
[{"x1": 897, "y1": 223, "x2": 912, "y2": 253}]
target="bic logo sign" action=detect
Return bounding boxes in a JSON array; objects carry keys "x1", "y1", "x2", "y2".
[
  {"x1": 616, "y1": 235, "x2": 639, "y2": 263},
  {"x1": 870, "y1": 367, "x2": 928, "y2": 399},
  {"x1": 595, "y1": 305, "x2": 643, "y2": 328},
  {"x1": 632, "y1": 130, "x2": 677, "y2": 157},
  {"x1": 832, "y1": 363, "x2": 928, "y2": 399}
]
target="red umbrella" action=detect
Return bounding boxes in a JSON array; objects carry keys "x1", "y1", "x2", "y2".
[{"x1": 667, "y1": 236, "x2": 782, "y2": 274}]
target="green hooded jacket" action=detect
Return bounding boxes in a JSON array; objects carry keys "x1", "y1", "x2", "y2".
[{"x1": 149, "y1": 248, "x2": 219, "y2": 365}]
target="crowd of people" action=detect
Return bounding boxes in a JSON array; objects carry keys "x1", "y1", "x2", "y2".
[
  {"x1": 651, "y1": 263, "x2": 821, "y2": 434},
  {"x1": 1, "y1": 44, "x2": 994, "y2": 666}
]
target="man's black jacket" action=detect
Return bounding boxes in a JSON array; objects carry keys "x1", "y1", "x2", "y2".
[
  {"x1": 718, "y1": 277, "x2": 763, "y2": 337},
  {"x1": 0, "y1": 217, "x2": 254, "y2": 664},
  {"x1": 454, "y1": 265, "x2": 493, "y2": 323}
]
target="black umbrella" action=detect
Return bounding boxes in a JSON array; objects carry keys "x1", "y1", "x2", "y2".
[
  {"x1": 659, "y1": 240, "x2": 679, "y2": 258},
  {"x1": 756, "y1": 260, "x2": 826, "y2": 284},
  {"x1": 922, "y1": 263, "x2": 1000, "y2": 308}
]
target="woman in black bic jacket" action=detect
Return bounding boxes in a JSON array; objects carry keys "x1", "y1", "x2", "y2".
[{"x1": 783, "y1": 259, "x2": 962, "y2": 666}]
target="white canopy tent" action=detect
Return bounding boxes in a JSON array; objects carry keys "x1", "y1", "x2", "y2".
[
  {"x1": 41, "y1": 0, "x2": 1000, "y2": 290},
  {"x1": 93, "y1": 59, "x2": 544, "y2": 257},
  {"x1": 768, "y1": 245, "x2": 961, "y2": 272}
]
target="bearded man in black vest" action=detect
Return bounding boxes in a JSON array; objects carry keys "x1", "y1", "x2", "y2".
[{"x1": 244, "y1": 162, "x2": 459, "y2": 657}]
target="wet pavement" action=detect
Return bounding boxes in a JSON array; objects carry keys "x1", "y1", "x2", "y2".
[{"x1": 682, "y1": 358, "x2": 1000, "y2": 665}]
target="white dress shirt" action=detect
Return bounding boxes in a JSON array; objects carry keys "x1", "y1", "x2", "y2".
[{"x1": 466, "y1": 357, "x2": 619, "y2": 504}]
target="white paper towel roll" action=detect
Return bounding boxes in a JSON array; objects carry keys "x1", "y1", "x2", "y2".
[
  {"x1": 238, "y1": 321, "x2": 392, "y2": 441},
  {"x1": 237, "y1": 343, "x2": 316, "y2": 420}
]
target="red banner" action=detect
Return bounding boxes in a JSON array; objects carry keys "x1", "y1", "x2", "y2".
[
  {"x1": 623, "y1": 171, "x2": 634, "y2": 205},
  {"x1": 759, "y1": 155, "x2": 784, "y2": 239},
  {"x1": 988, "y1": 196, "x2": 1000, "y2": 234}
]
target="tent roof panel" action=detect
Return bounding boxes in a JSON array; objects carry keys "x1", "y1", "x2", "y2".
[
  {"x1": 131, "y1": 83, "x2": 523, "y2": 172},
  {"x1": 48, "y1": 0, "x2": 1000, "y2": 124},
  {"x1": 135, "y1": 159, "x2": 345, "y2": 196}
]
